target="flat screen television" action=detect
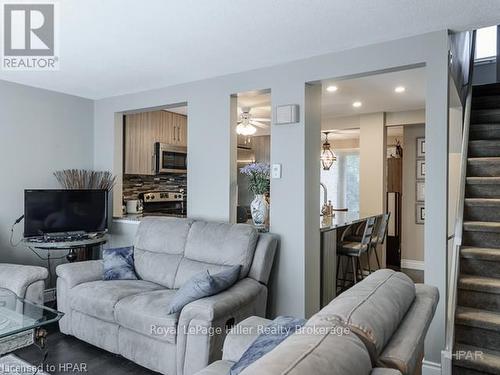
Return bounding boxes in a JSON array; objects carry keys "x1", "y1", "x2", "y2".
[{"x1": 24, "y1": 189, "x2": 108, "y2": 237}]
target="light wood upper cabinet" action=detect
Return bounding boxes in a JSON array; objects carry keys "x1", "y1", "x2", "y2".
[
  {"x1": 124, "y1": 110, "x2": 187, "y2": 175},
  {"x1": 124, "y1": 112, "x2": 157, "y2": 175},
  {"x1": 170, "y1": 113, "x2": 187, "y2": 147}
]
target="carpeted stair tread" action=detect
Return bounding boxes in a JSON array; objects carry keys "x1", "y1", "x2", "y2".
[
  {"x1": 453, "y1": 343, "x2": 500, "y2": 374},
  {"x1": 456, "y1": 306, "x2": 500, "y2": 332},
  {"x1": 464, "y1": 221, "x2": 500, "y2": 233},
  {"x1": 468, "y1": 140, "x2": 500, "y2": 157},
  {"x1": 461, "y1": 246, "x2": 500, "y2": 261},
  {"x1": 459, "y1": 275, "x2": 500, "y2": 294},
  {"x1": 471, "y1": 109, "x2": 500, "y2": 123},
  {"x1": 473, "y1": 83, "x2": 500, "y2": 97},
  {"x1": 468, "y1": 157, "x2": 500, "y2": 164},
  {"x1": 469, "y1": 123, "x2": 500, "y2": 141},
  {"x1": 467, "y1": 177, "x2": 500, "y2": 185},
  {"x1": 472, "y1": 95, "x2": 500, "y2": 110},
  {"x1": 465, "y1": 198, "x2": 500, "y2": 206}
]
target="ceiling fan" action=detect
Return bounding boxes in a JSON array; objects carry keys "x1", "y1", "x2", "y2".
[{"x1": 237, "y1": 107, "x2": 270, "y2": 136}]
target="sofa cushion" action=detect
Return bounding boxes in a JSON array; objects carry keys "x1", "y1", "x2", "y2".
[
  {"x1": 134, "y1": 217, "x2": 194, "y2": 288},
  {"x1": 174, "y1": 259, "x2": 235, "y2": 289},
  {"x1": 239, "y1": 315, "x2": 373, "y2": 375},
  {"x1": 168, "y1": 266, "x2": 241, "y2": 314},
  {"x1": 181, "y1": 222, "x2": 258, "y2": 283},
  {"x1": 115, "y1": 289, "x2": 179, "y2": 344},
  {"x1": 377, "y1": 284, "x2": 439, "y2": 375},
  {"x1": 102, "y1": 246, "x2": 137, "y2": 281},
  {"x1": 70, "y1": 280, "x2": 162, "y2": 323},
  {"x1": 317, "y1": 269, "x2": 416, "y2": 362}
]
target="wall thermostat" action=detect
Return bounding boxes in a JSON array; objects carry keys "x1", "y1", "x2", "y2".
[{"x1": 275, "y1": 104, "x2": 299, "y2": 125}]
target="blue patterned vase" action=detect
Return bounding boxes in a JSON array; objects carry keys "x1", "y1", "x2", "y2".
[{"x1": 250, "y1": 194, "x2": 269, "y2": 228}]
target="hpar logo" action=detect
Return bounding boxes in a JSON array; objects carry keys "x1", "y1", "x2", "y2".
[{"x1": 2, "y1": 2, "x2": 59, "y2": 70}]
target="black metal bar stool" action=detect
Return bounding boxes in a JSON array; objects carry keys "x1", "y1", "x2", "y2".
[
  {"x1": 369, "y1": 213, "x2": 390, "y2": 270},
  {"x1": 336, "y1": 216, "x2": 376, "y2": 292}
]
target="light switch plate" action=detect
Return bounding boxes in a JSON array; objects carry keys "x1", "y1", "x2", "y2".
[
  {"x1": 271, "y1": 164, "x2": 282, "y2": 179},
  {"x1": 275, "y1": 104, "x2": 299, "y2": 124}
]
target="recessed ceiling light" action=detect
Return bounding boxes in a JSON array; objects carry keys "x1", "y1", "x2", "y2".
[
  {"x1": 326, "y1": 85, "x2": 338, "y2": 93},
  {"x1": 352, "y1": 101, "x2": 362, "y2": 108},
  {"x1": 394, "y1": 86, "x2": 406, "y2": 93}
]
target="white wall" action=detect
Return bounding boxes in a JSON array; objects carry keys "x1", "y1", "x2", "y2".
[
  {"x1": 402, "y1": 124, "x2": 425, "y2": 263},
  {"x1": 0, "y1": 80, "x2": 94, "y2": 272},
  {"x1": 359, "y1": 113, "x2": 387, "y2": 217},
  {"x1": 94, "y1": 31, "x2": 450, "y2": 368}
]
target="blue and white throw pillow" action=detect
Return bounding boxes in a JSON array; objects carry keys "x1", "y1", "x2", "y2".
[
  {"x1": 102, "y1": 246, "x2": 138, "y2": 281},
  {"x1": 230, "y1": 316, "x2": 307, "y2": 375},
  {"x1": 167, "y1": 265, "x2": 241, "y2": 314}
]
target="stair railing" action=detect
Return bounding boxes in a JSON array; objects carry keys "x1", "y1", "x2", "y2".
[{"x1": 441, "y1": 29, "x2": 476, "y2": 374}]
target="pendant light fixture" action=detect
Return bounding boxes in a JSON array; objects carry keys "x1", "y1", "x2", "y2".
[
  {"x1": 321, "y1": 131, "x2": 336, "y2": 170},
  {"x1": 236, "y1": 109, "x2": 257, "y2": 136}
]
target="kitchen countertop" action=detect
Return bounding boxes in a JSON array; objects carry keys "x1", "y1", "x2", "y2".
[
  {"x1": 320, "y1": 211, "x2": 379, "y2": 232},
  {"x1": 113, "y1": 213, "x2": 187, "y2": 224}
]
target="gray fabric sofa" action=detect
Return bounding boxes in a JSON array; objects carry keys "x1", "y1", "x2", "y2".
[
  {"x1": 196, "y1": 269, "x2": 438, "y2": 375},
  {"x1": 56, "y1": 217, "x2": 278, "y2": 375},
  {"x1": 0, "y1": 264, "x2": 48, "y2": 304}
]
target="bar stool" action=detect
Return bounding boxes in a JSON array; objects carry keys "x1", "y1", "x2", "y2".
[
  {"x1": 336, "y1": 216, "x2": 376, "y2": 291},
  {"x1": 369, "y1": 213, "x2": 390, "y2": 270}
]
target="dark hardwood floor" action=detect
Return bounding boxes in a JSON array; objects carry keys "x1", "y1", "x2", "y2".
[{"x1": 14, "y1": 324, "x2": 159, "y2": 375}]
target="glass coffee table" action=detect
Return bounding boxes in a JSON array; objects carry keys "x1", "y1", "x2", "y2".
[{"x1": 0, "y1": 288, "x2": 63, "y2": 355}]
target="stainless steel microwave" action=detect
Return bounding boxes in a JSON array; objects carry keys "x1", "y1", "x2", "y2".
[{"x1": 155, "y1": 143, "x2": 187, "y2": 174}]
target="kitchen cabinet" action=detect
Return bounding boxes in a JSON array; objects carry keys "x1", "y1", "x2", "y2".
[
  {"x1": 124, "y1": 110, "x2": 187, "y2": 175},
  {"x1": 170, "y1": 112, "x2": 187, "y2": 146}
]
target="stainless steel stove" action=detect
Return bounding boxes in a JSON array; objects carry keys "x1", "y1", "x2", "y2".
[{"x1": 140, "y1": 191, "x2": 186, "y2": 216}]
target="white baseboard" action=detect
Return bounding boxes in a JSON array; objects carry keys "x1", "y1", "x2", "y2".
[
  {"x1": 401, "y1": 259, "x2": 425, "y2": 271},
  {"x1": 422, "y1": 359, "x2": 441, "y2": 375}
]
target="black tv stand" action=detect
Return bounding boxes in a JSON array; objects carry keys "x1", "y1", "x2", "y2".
[{"x1": 23, "y1": 233, "x2": 107, "y2": 262}]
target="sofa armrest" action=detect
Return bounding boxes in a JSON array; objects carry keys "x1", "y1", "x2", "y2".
[
  {"x1": 377, "y1": 284, "x2": 439, "y2": 375},
  {"x1": 248, "y1": 233, "x2": 278, "y2": 285},
  {"x1": 177, "y1": 278, "x2": 268, "y2": 375},
  {"x1": 0, "y1": 264, "x2": 48, "y2": 299},
  {"x1": 222, "y1": 316, "x2": 271, "y2": 363},
  {"x1": 179, "y1": 278, "x2": 266, "y2": 323},
  {"x1": 56, "y1": 260, "x2": 103, "y2": 289}
]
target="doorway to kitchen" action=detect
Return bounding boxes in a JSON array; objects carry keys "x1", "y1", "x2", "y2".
[{"x1": 113, "y1": 102, "x2": 188, "y2": 221}]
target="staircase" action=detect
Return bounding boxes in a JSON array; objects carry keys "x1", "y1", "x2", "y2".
[{"x1": 454, "y1": 83, "x2": 500, "y2": 374}]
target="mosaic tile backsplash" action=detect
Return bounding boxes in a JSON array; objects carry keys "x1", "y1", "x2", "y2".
[{"x1": 122, "y1": 174, "x2": 187, "y2": 202}]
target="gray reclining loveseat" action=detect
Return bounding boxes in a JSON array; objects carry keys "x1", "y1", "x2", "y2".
[{"x1": 56, "y1": 217, "x2": 278, "y2": 375}]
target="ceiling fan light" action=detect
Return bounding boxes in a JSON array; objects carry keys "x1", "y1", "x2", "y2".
[{"x1": 237, "y1": 123, "x2": 257, "y2": 136}]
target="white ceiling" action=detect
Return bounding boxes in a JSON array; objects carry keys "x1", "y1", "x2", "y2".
[
  {"x1": 322, "y1": 67, "x2": 426, "y2": 118},
  {"x1": 1, "y1": 0, "x2": 499, "y2": 99}
]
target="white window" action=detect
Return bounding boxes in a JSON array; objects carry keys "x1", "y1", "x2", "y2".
[
  {"x1": 475, "y1": 26, "x2": 497, "y2": 60},
  {"x1": 320, "y1": 149, "x2": 360, "y2": 213}
]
